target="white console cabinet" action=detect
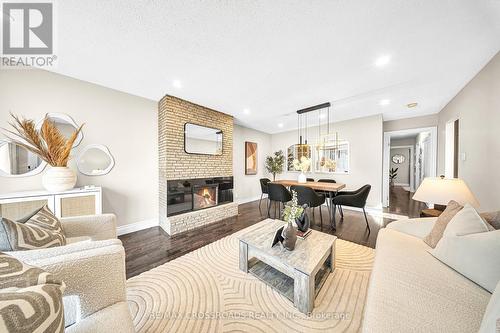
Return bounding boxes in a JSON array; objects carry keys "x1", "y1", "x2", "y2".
[{"x1": 0, "y1": 187, "x2": 102, "y2": 220}]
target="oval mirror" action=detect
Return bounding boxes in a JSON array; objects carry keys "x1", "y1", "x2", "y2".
[
  {"x1": 0, "y1": 140, "x2": 47, "y2": 177},
  {"x1": 37, "y1": 113, "x2": 84, "y2": 148},
  {"x1": 392, "y1": 154, "x2": 406, "y2": 164},
  {"x1": 77, "y1": 144, "x2": 115, "y2": 176}
]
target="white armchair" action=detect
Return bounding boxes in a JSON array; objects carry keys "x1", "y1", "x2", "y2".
[{"x1": 7, "y1": 214, "x2": 134, "y2": 333}]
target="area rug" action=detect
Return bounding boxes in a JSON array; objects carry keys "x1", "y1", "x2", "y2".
[{"x1": 126, "y1": 222, "x2": 375, "y2": 333}]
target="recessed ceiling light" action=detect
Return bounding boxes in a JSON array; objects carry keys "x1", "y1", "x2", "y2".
[
  {"x1": 379, "y1": 99, "x2": 391, "y2": 106},
  {"x1": 243, "y1": 108, "x2": 250, "y2": 115},
  {"x1": 278, "y1": 123, "x2": 284, "y2": 128},
  {"x1": 172, "y1": 79, "x2": 182, "y2": 89},
  {"x1": 375, "y1": 55, "x2": 391, "y2": 67},
  {"x1": 407, "y1": 102, "x2": 418, "y2": 108}
]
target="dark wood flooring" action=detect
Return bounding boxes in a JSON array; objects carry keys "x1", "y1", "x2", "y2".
[
  {"x1": 120, "y1": 199, "x2": 395, "y2": 279},
  {"x1": 383, "y1": 185, "x2": 427, "y2": 218}
]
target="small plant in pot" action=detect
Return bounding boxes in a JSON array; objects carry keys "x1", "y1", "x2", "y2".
[
  {"x1": 265, "y1": 150, "x2": 285, "y2": 181},
  {"x1": 389, "y1": 167, "x2": 398, "y2": 187},
  {"x1": 3, "y1": 113, "x2": 83, "y2": 192},
  {"x1": 280, "y1": 190, "x2": 309, "y2": 251}
]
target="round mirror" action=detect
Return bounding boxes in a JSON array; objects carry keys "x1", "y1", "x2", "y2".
[
  {"x1": 37, "y1": 113, "x2": 84, "y2": 148},
  {"x1": 77, "y1": 144, "x2": 115, "y2": 176},
  {"x1": 392, "y1": 154, "x2": 406, "y2": 164},
  {"x1": 0, "y1": 140, "x2": 47, "y2": 177}
]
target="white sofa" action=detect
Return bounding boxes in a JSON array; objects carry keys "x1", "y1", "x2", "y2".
[
  {"x1": 8, "y1": 214, "x2": 135, "y2": 333},
  {"x1": 363, "y1": 217, "x2": 492, "y2": 333}
]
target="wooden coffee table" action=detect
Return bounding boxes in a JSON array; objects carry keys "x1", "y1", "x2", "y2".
[{"x1": 238, "y1": 219, "x2": 336, "y2": 314}]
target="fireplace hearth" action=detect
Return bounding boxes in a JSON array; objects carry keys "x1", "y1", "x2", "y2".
[{"x1": 167, "y1": 177, "x2": 233, "y2": 216}]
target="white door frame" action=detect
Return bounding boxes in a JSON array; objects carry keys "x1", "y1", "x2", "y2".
[
  {"x1": 382, "y1": 126, "x2": 438, "y2": 207},
  {"x1": 390, "y1": 145, "x2": 415, "y2": 191}
]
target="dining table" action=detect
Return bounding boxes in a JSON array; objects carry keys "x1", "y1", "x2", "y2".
[{"x1": 270, "y1": 180, "x2": 346, "y2": 229}]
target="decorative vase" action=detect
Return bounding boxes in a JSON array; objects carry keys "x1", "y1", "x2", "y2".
[
  {"x1": 42, "y1": 167, "x2": 77, "y2": 192},
  {"x1": 295, "y1": 207, "x2": 310, "y2": 232},
  {"x1": 281, "y1": 221, "x2": 298, "y2": 251},
  {"x1": 298, "y1": 172, "x2": 307, "y2": 183}
]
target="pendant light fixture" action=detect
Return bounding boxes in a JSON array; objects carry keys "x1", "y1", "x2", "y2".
[{"x1": 296, "y1": 102, "x2": 340, "y2": 152}]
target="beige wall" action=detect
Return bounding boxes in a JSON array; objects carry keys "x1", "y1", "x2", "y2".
[
  {"x1": 233, "y1": 125, "x2": 272, "y2": 203},
  {"x1": 384, "y1": 114, "x2": 438, "y2": 132},
  {"x1": 390, "y1": 147, "x2": 410, "y2": 186},
  {"x1": 270, "y1": 115, "x2": 384, "y2": 207},
  {"x1": 0, "y1": 69, "x2": 158, "y2": 228},
  {"x1": 437, "y1": 51, "x2": 500, "y2": 211}
]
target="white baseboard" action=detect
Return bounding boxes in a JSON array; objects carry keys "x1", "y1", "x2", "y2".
[
  {"x1": 117, "y1": 218, "x2": 159, "y2": 236},
  {"x1": 236, "y1": 194, "x2": 267, "y2": 205}
]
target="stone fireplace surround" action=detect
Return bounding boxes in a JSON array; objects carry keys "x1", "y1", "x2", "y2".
[{"x1": 159, "y1": 95, "x2": 238, "y2": 235}]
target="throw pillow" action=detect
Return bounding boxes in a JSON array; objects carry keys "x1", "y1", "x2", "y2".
[
  {"x1": 0, "y1": 252, "x2": 65, "y2": 333},
  {"x1": 480, "y1": 211, "x2": 500, "y2": 230},
  {"x1": 430, "y1": 205, "x2": 499, "y2": 293},
  {"x1": 0, "y1": 205, "x2": 66, "y2": 251},
  {"x1": 423, "y1": 200, "x2": 463, "y2": 248},
  {"x1": 479, "y1": 280, "x2": 500, "y2": 333}
]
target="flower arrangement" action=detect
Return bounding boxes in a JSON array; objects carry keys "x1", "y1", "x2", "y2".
[
  {"x1": 292, "y1": 156, "x2": 311, "y2": 172},
  {"x1": 282, "y1": 190, "x2": 304, "y2": 225},
  {"x1": 3, "y1": 113, "x2": 83, "y2": 167}
]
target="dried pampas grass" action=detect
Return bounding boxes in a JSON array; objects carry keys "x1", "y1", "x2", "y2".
[{"x1": 3, "y1": 113, "x2": 83, "y2": 167}]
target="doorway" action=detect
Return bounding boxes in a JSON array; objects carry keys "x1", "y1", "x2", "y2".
[{"x1": 382, "y1": 127, "x2": 437, "y2": 216}]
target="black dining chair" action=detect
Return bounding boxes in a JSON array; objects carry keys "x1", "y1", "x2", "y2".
[
  {"x1": 259, "y1": 178, "x2": 271, "y2": 210},
  {"x1": 267, "y1": 183, "x2": 292, "y2": 219},
  {"x1": 316, "y1": 178, "x2": 337, "y2": 213},
  {"x1": 290, "y1": 185, "x2": 326, "y2": 228},
  {"x1": 306, "y1": 178, "x2": 315, "y2": 182},
  {"x1": 332, "y1": 185, "x2": 372, "y2": 231}
]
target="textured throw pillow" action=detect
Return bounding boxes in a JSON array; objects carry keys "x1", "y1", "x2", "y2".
[
  {"x1": 480, "y1": 211, "x2": 500, "y2": 230},
  {"x1": 423, "y1": 200, "x2": 463, "y2": 248},
  {"x1": 430, "y1": 204, "x2": 499, "y2": 293},
  {"x1": 0, "y1": 252, "x2": 65, "y2": 333},
  {"x1": 0, "y1": 205, "x2": 66, "y2": 251},
  {"x1": 479, "y1": 280, "x2": 500, "y2": 333}
]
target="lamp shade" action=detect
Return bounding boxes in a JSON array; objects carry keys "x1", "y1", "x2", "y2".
[{"x1": 412, "y1": 177, "x2": 480, "y2": 208}]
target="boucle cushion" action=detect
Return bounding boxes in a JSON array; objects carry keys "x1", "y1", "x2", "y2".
[
  {"x1": 0, "y1": 205, "x2": 66, "y2": 251},
  {"x1": 423, "y1": 200, "x2": 463, "y2": 248},
  {"x1": 431, "y1": 204, "x2": 498, "y2": 293},
  {"x1": 0, "y1": 252, "x2": 65, "y2": 333},
  {"x1": 479, "y1": 281, "x2": 500, "y2": 333},
  {"x1": 480, "y1": 211, "x2": 500, "y2": 230}
]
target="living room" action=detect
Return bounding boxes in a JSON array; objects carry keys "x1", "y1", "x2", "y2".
[{"x1": 0, "y1": 1, "x2": 499, "y2": 333}]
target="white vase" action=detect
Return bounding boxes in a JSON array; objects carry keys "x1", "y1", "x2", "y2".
[
  {"x1": 297, "y1": 172, "x2": 307, "y2": 183},
  {"x1": 42, "y1": 167, "x2": 77, "y2": 192}
]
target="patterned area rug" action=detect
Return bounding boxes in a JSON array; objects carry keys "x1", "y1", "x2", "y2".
[{"x1": 126, "y1": 222, "x2": 375, "y2": 333}]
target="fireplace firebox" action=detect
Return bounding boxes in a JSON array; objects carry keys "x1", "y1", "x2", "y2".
[
  {"x1": 166, "y1": 177, "x2": 233, "y2": 216},
  {"x1": 193, "y1": 184, "x2": 218, "y2": 210}
]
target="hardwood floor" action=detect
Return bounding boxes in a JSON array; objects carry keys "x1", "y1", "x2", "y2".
[
  {"x1": 383, "y1": 185, "x2": 427, "y2": 218},
  {"x1": 120, "y1": 199, "x2": 395, "y2": 279}
]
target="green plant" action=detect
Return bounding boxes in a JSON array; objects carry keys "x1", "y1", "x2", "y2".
[
  {"x1": 282, "y1": 190, "x2": 304, "y2": 223},
  {"x1": 389, "y1": 167, "x2": 398, "y2": 184},
  {"x1": 265, "y1": 150, "x2": 285, "y2": 181}
]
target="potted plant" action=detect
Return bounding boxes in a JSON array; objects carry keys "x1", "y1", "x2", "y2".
[
  {"x1": 4, "y1": 113, "x2": 83, "y2": 192},
  {"x1": 389, "y1": 167, "x2": 398, "y2": 186},
  {"x1": 292, "y1": 156, "x2": 311, "y2": 183},
  {"x1": 280, "y1": 190, "x2": 300, "y2": 251},
  {"x1": 265, "y1": 150, "x2": 285, "y2": 181}
]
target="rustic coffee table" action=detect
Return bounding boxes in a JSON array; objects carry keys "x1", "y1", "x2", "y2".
[{"x1": 238, "y1": 219, "x2": 336, "y2": 314}]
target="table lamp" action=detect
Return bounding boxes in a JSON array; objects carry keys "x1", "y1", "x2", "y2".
[{"x1": 412, "y1": 176, "x2": 479, "y2": 217}]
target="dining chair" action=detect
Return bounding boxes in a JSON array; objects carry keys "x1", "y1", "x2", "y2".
[
  {"x1": 316, "y1": 179, "x2": 337, "y2": 213},
  {"x1": 267, "y1": 183, "x2": 292, "y2": 219},
  {"x1": 332, "y1": 185, "x2": 372, "y2": 232},
  {"x1": 259, "y1": 178, "x2": 271, "y2": 210},
  {"x1": 290, "y1": 185, "x2": 326, "y2": 228}
]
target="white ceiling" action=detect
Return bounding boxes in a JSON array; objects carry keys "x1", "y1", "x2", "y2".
[{"x1": 52, "y1": 0, "x2": 500, "y2": 134}]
